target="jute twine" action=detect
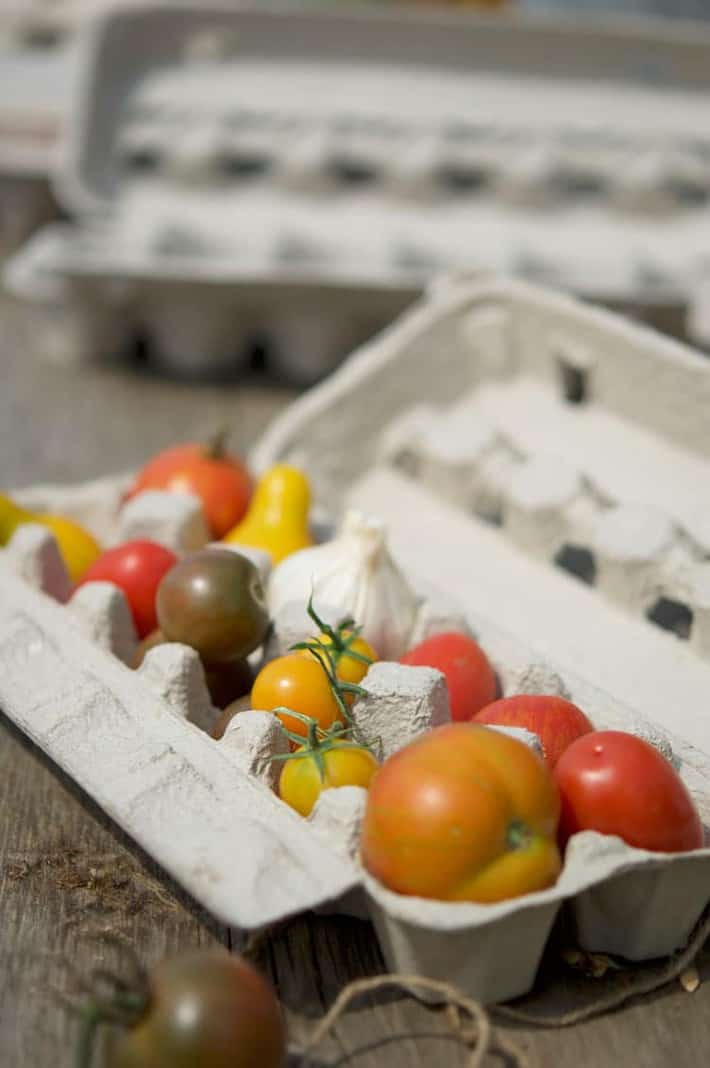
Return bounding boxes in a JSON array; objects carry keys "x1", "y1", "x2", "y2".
[{"x1": 246, "y1": 904, "x2": 710, "y2": 1065}]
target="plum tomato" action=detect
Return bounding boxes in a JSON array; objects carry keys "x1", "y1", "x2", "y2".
[
  {"x1": 78, "y1": 540, "x2": 177, "y2": 638},
  {"x1": 106, "y1": 950, "x2": 285, "y2": 1068},
  {"x1": 473, "y1": 694, "x2": 594, "y2": 769},
  {"x1": 126, "y1": 434, "x2": 252, "y2": 539},
  {"x1": 157, "y1": 549, "x2": 269, "y2": 665},
  {"x1": 279, "y1": 740, "x2": 379, "y2": 817},
  {"x1": 554, "y1": 730, "x2": 704, "y2": 853},
  {"x1": 251, "y1": 653, "x2": 344, "y2": 739},
  {"x1": 361, "y1": 723, "x2": 561, "y2": 904},
  {"x1": 400, "y1": 631, "x2": 497, "y2": 721}
]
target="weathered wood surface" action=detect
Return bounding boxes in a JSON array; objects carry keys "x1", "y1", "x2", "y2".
[{"x1": 1, "y1": 295, "x2": 709, "y2": 1066}]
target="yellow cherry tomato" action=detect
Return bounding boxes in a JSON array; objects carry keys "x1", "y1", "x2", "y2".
[
  {"x1": 279, "y1": 740, "x2": 379, "y2": 817},
  {"x1": 251, "y1": 653, "x2": 343, "y2": 739},
  {"x1": 300, "y1": 630, "x2": 378, "y2": 707},
  {"x1": 35, "y1": 513, "x2": 102, "y2": 582},
  {"x1": 223, "y1": 464, "x2": 313, "y2": 564}
]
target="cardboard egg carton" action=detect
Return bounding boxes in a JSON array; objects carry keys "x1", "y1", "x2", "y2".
[
  {"x1": 2, "y1": 476, "x2": 710, "y2": 1004},
  {"x1": 8, "y1": 1, "x2": 710, "y2": 375},
  {"x1": 4, "y1": 275, "x2": 710, "y2": 1002}
]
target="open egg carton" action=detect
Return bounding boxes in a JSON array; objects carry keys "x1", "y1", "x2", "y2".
[
  {"x1": 8, "y1": 1, "x2": 710, "y2": 378},
  {"x1": 4, "y1": 276, "x2": 710, "y2": 1004}
]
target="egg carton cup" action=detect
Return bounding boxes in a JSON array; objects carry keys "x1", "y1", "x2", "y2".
[
  {"x1": 9, "y1": 2, "x2": 710, "y2": 370},
  {"x1": 2, "y1": 476, "x2": 710, "y2": 1004}
]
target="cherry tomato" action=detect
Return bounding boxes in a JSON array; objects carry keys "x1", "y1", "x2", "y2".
[
  {"x1": 473, "y1": 695, "x2": 594, "y2": 769},
  {"x1": 301, "y1": 630, "x2": 377, "y2": 698},
  {"x1": 401, "y1": 631, "x2": 497, "y2": 722},
  {"x1": 106, "y1": 950, "x2": 285, "y2": 1068},
  {"x1": 157, "y1": 549, "x2": 269, "y2": 665},
  {"x1": 127, "y1": 435, "x2": 252, "y2": 539},
  {"x1": 361, "y1": 723, "x2": 561, "y2": 903},
  {"x1": 554, "y1": 730, "x2": 704, "y2": 853},
  {"x1": 78, "y1": 540, "x2": 177, "y2": 638},
  {"x1": 251, "y1": 653, "x2": 343, "y2": 739},
  {"x1": 279, "y1": 740, "x2": 379, "y2": 817}
]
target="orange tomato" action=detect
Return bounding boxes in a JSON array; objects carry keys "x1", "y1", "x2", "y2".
[
  {"x1": 279, "y1": 740, "x2": 379, "y2": 817},
  {"x1": 127, "y1": 436, "x2": 252, "y2": 538},
  {"x1": 361, "y1": 723, "x2": 561, "y2": 904},
  {"x1": 251, "y1": 654, "x2": 344, "y2": 739}
]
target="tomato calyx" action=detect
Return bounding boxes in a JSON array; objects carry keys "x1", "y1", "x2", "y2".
[
  {"x1": 204, "y1": 425, "x2": 230, "y2": 461},
  {"x1": 272, "y1": 713, "x2": 376, "y2": 782},
  {"x1": 506, "y1": 818, "x2": 533, "y2": 852},
  {"x1": 73, "y1": 961, "x2": 150, "y2": 1068}
]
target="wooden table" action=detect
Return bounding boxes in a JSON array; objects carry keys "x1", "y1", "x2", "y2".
[{"x1": 1, "y1": 298, "x2": 709, "y2": 1066}]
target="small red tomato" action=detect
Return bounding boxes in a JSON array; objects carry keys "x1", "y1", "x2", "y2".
[
  {"x1": 127, "y1": 434, "x2": 252, "y2": 538},
  {"x1": 401, "y1": 631, "x2": 497, "y2": 721},
  {"x1": 78, "y1": 540, "x2": 177, "y2": 638},
  {"x1": 554, "y1": 730, "x2": 704, "y2": 853},
  {"x1": 473, "y1": 695, "x2": 594, "y2": 769}
]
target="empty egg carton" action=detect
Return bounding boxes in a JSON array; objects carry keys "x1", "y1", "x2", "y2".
[{"x1": 8, "y1": 2, "x2": 710, "y2": 375}]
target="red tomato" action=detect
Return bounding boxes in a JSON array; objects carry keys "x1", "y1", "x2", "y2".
[
  {"x1": 78, "y1": 540, "x2": 177, "y2": 638},
  {"x1": 473, "y1": 695, "x2": 594, "y2": 769},
  {"x1": 401, "y1": 631, "x2": 497, "y2": 721},
  {"x1": 554, "y1": 730, "x2": 704, "y2": 853},
  {"x1": 127, "y1": 437, "x2": 252, "y2": 538}
]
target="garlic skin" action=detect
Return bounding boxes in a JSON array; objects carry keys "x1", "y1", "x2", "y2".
[{"x1": 267, "y1": 510, "x2": 421, "y2": 659}]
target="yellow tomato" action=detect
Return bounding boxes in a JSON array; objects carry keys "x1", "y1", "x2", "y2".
[
  {"x1": 251, "y1": 653, "x2": 343, "y2": 739},
  {"x1": 304, "y1": 630, "x2": 377, "y2": 687},
  {"x1": 279, "y1": 740, "x2": 379, "y2": 817},
  {"x1": 37, "y1": 513, "x2": 102, "y2": 583},
  {"x1": 223, "y1": 464, "x2": 312, "y2": 564}
]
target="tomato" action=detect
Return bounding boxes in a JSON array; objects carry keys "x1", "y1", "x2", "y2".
[
  {"x1": 554, "y1": 730, "x2": 704, "y2": 853},
  {"x1": 127, "y1": 435, "x2": 252, "y2": 539},
  {"x1": 251, "y1": 654, "x2": 343, "y2": 739},
  {"x1": 78, "y1": 540, "x2": 177, "y2": 638},
  {"x1": 157, "y1": 549, "x2": 269, "y2": 664},
  {"x1": 400, "y1": 632, "x2": 497, "y2": 722},
  {"x1": 361, "y1": 723, "x2": 561, "y2": 903},
  {"x1": 279, "y1": 739, "x2": 379, "y2": 817},
  {"x1": 106, "y1": 950, "x2": 285, "y2": 1068},
  {"x1": 301, "y1": 630, "x2": 377, "y2": 696},
  {"x1": 473, "y1": 695, "x2": 594, "y2": 769}
]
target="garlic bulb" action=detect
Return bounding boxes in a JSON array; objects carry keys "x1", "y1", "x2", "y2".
[{"x1": 267, "y1": 510, "x2": 421, "y2": 659}]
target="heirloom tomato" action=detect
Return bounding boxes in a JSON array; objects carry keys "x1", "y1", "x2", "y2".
[
  {"x1": 127, "y1": 434, "x2": 252, "y2": 538},
  {"x1": 554, "y1": 730, "x2": 704, "y2": 853},
  {"x1": 78, "y1": 540, "x2": 177, "y2": 638},
  {"x1": 251, "y1": 653, "x2": 344, "y2": 739},
  {"x1": 401, "y1": 632, "x2": 497, "y2": 721},
  {"x1": 105, "y1": 950, "x2": 285, "y2": 1068},
  {"x1": 279, "y1": 740, "x2": 379, "y2": 817},
  {"x1": 157, "y1": 549, "x2": 269, "y2": 664},
  {"x1": 361, "y1": 723, "x2": 561, "y2": 903},
  {"x1": 473, "y1": 694, "x2": 594, "y2": 769}
]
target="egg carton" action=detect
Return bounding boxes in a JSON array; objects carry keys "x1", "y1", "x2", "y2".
[
  {"x1": 8, "y1": 1, "x2": 710, "y2": 376},
  {"x1": 2, "y1": 478, "x2": 710, "y2": 1005}
]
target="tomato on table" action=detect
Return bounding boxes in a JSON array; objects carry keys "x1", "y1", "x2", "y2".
[
  {"x1": 554, "y1": 730, "x2": 704, "y2": 853},
  {"x1": 104, "y1": 950, "x2": 285, "y2": 1068},
  {"x1": 77, "y1": 540, "x2": 177, "y2": 638},
  {"x1": 127, "y1": 433, "x2": 252, "y2": 539},
  {"x1": 400, "y1": 631, "x2": 497, "y2": 722},
  {"x1": 473, "y1": 694, "x2": 594, "y2": 769},
  {"x1": 361, "y1": 722, "x2": 561, "y2": 904},
  {"x1": 251, "y1": 653, "x2": 344, "y2": 739}
]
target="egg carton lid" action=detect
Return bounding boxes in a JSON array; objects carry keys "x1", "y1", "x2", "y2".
[{"x1": 56, "y1": 1, "x2": 710, "y2": 216}]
